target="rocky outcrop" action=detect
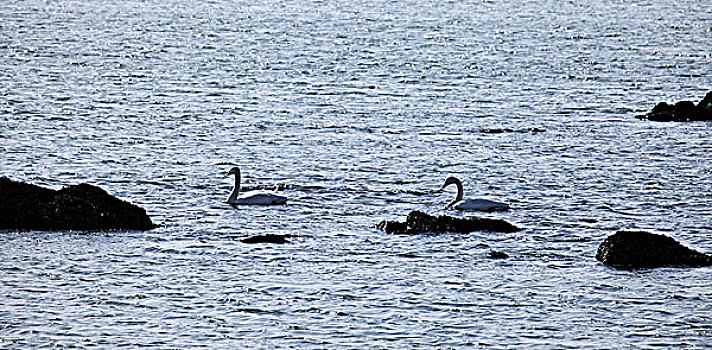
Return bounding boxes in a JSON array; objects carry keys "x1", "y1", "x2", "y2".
[
  {"x1": 240, "y1": 234, "x2": 289, "y2": 244},
  {"x1": 375, "y1": 210, "x2": 520, "y2": 235},
  {"x1": 638, "y1": 91, "x2": 712, "y2": 122},
  {"x1": 596, "y1": 230, "x2": 712, "y2": 269},
  {"x1": 0, "y1": 177, "x2": 155, "y2": 231}
]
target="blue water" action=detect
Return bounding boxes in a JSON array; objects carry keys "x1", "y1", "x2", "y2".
[{"x1": 2, "y1": 0, "x2": 712, "y2": 348}]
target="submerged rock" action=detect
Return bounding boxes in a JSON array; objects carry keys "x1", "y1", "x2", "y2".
[
  {"x1": 0, "y1": 177, "x2": 155, "y2": 231},
  {"x1": 596, "y1": 230, "x2": 712, "y2": 270},
  {"x1": 240, "y1": 234, "x2": 289, "y2": 244},
  {"x1": 487, "y1": 250, "x2": 509, "y2": 259},
  {"x1": 375, "y1": 210, "x2": 520, "y2": 235},
  {"x1": 639, "y1": 91, "x2": 712, "y2": 122}
]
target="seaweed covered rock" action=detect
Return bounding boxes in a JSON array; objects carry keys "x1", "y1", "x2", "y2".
[
  {"x1": 375, "y1": 210, "x2": 520, "y2": 235},
  {"x1": 639, "y1": 91, "x2": 712, "y2": 122},
  {"x1": 0, "y1": 177, "x2": 155, "y2": 231},
  {"x1": 596, "y1": 230, "x2": 712, "y2": 270}
]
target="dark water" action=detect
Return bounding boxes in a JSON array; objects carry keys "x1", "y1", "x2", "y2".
[{"x1": 2, "y1": 0, "x2": 712, "y2": 348}]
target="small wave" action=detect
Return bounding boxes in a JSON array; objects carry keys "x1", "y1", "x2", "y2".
[{"x1": 480, "y1": 127, "x2": 546, "y2": 134}]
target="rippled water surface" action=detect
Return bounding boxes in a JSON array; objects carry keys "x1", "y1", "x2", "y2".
[{"x1": 2, "y1": 0, "x2": 712, "y2": 348}]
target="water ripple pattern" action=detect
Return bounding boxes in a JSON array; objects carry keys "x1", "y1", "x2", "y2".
[{"x1": 1, "y1": 0, "x2": 712, "y2": 348}]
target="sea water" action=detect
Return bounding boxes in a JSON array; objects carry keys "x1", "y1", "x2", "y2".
[{"x1": 1, "y1": 0, "x2": 711, "y2": 348}]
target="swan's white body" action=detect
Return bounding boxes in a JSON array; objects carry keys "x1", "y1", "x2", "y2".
[
  {"x1": 226, "y1": 166, "x2": 287, "y2": 205},
  {"x1": 438, "y1": 176, "x2": 510, "y2": 212}
]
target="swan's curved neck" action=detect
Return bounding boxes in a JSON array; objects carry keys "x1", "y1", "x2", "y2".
[
  {"x1": 447, "y1": 179, "x2": 464, "y2": 208},
  {"x1": 228, "y1": 172, "x2": 241, "y2": 202}
]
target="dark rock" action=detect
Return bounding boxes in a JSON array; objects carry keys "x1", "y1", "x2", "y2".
[
  {"x1": 240, "y1": 234, "x2": 289, "y2": 244},
  {"x1": 481, "y1": 128, "x2": 513, "y2": 134},
  {"x1": 673, "y1": 100, "x2": 696, "y2": 120},
  {"x1": 642, "y1": 91, "x2": 712, "y2": 122},
  {"x1": 375, "y1": 219, "x2": 409, "y2": 234},
  {"x1": 651, "y1": 101, "x2": 673, "y2": 115},
  {"x1": 0, "y1": 177, "x2": 155, "y2": 231},
  {"x1": 488, "y1": 250, "x2": 509, "y2": 259},
  {"x1": 698, "y1": 91, "x2": 712, "y2": 109},
  {"x1": 375, "y1": 210, "x2": 520, "y2": 235},
  {"x1": 596, "y1": 230, "x2": 712, "y2": 270}
]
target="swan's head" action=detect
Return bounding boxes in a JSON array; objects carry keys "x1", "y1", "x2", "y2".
[
  {"x1": 437, "y1": 176, "x2": 462, "y2": 192},
  {"x1": 226, "y1": 166, "x2": 241, "y2": 177}
]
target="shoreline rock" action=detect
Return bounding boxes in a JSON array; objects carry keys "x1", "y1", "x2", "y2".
[
  {"x1": 0, "y1": 177, "x2": 155, "y2": 231},
  {"x1": 638, "y1": 91, "x2": 712, "y2": 122},
  {"x1": 375, "y1": 210, "x2": 520, "y2": 235},
  {"x1": 596, "y1": 230, "x2": 712, "y2": 270}
]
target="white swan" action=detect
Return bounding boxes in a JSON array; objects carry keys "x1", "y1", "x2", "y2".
[
  {"x1": 437, "y1": 176, "x2": 510, "y2": 211},
  {"x1": 226, "y1": 166, "x2": 288, "y2": 205}
]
